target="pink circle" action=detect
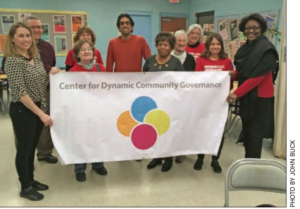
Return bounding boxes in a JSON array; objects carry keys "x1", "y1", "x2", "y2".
[{"x1": 131, "y1": 124, "x2": 157, "y2": 150}]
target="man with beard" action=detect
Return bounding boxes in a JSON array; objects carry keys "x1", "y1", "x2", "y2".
[{"x1": 106, "y1": 13, "x2": 151, "y2": 72}]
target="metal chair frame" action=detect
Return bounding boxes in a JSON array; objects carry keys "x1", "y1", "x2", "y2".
[{"x1": 225, "y1": 158, "x2": 286, "y2": 207}]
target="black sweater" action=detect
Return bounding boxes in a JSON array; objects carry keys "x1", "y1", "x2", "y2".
[{"x1": 183, "y1": 53, "x2": 196, "y2": 71}]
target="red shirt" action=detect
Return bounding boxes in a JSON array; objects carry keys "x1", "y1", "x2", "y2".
[
  {"x1": 234, "y1": 71, "x2": 274, "y2": 98},
  {"x1": 185, "y1": 43, "x2": 205, "y2": 63},
  {"x1": 195, "y1": 57, "x2": 233, "y2": 72},
  {"x1": 195, "y1": 56, "x2": 234, "y2": 89},
  {"x1": 65, "y1": 48, "x2": 104, "y2": 66},
  {"x1": 69, "y1": 63, "x2": 106, "y2": 72},
  {"x1": 106, "y1": 34, "x2": 151, "y2": 72}
]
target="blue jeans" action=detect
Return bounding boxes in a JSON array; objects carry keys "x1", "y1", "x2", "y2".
[{"x1": 74, "y1": 162, "x2": 104, "y2": 173}]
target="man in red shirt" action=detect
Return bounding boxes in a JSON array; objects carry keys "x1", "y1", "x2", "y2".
[{"x1": 106, "y1": 13, "x2": 151, "y2": 72}]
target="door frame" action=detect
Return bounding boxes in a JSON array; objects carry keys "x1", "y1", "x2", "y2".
[
  {"x1": 125, "y1": 10, "x2": 153, "y2": 51},
  {"x1": 159, "y1": 12, "x2": 189, "y2": 32}
]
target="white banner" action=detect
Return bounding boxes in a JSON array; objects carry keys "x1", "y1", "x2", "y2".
[{"x1": 50, "y1": 72, "x2": 230, "y2": 165}]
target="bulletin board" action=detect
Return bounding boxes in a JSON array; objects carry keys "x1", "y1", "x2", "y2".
[
  {"x1": 216, "y1": 10, "x2": 280, "y2": 61},
  {"x1": 0, "y1": 8, "x2": 88, "y2": 56}
]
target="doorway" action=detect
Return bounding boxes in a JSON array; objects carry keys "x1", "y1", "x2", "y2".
[
  {"x1": 161, "y1": 17, "x2": 187, "y2": 33},
  {"x1": 127, "y1": 11, "x2": 153, "y2": 53},
  {"x1": 160, "y1": 13, "x2": 188, "y2": 33}
]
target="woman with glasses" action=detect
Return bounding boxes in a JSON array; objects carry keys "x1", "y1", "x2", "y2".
[
  {"x1": 65, "y1": 26, "x2": 104, "y2": 71},
  {"x1": 226, "y1": 13, "x2": 279, "y2": 158},
  {"x1": 69, "y1": 39, "x2": 106, "y2": 181},
  {"x1": 185, "y1": 24, "x2": 205, "y2": 63}
]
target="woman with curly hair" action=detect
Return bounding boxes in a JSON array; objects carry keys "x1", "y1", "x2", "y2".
[
  {"x1": 226, "y1": 13, "x2": 279, "y2": 158},
  {"x1": 143, "y1": 32, "x2": 184, "y2": 172}
]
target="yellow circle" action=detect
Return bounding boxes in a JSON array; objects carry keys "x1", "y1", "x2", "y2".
[{"x1": 144, "y1": 110, "x2": 170, "y2": 135}]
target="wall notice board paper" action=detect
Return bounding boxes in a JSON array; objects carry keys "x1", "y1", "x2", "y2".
[
  {"x1": 0, "y1": 8, "x2": 87, "y2": 56},
  {"x1": 216, "y1": 11, "x2": 279, "y2": 61}
]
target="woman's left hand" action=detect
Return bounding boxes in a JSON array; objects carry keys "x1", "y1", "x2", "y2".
[
  {"x1": 228, "y1": 71, "x2": 236, "y2": 78},
  {"x1": 49, "y1": 67, "x2": 60, "y2": 75},
  {"x1": 227, "y1": 93, "x2": 238, "y2": 103}
]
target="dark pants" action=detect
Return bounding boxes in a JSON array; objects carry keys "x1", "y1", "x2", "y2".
[
  {"x1": 241, "y1": 98, "x2": 274, "y2": 158},
  {"x1": 10, "y1": 102, "x2": 44, "y2": 190},
  {"x1": 153, "y1": 157, "x2": 173, "y2": 161},
  {"x1": 37, "y1": 88, "x2": 54, "y2": 159},
  {"x1": 197, "y1": 133, "x2": 225, "y2": 161}
]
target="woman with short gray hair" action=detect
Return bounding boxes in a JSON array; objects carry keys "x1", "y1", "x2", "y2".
[
  {"x1": 171, "y1": 30, "x2": 195, "y2": 71},
  {"x1": 185, "y1": 24, "x2": 205, "y2": 62}
]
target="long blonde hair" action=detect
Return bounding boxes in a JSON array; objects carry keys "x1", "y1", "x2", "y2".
[{"x1": 4, "y1": 22, "x2": 39, "y2": 58}]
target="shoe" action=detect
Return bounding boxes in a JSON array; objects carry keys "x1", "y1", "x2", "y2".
[
  {"x1": 38, "y1": 154, "x2": 58, "y2": 164},
  {"x1": 147, "y1": 159, "x2": 162, "y2": 169},
  {"x1": 162, "y1": 158, "x2": 173, "y2": 172},
  {"x1": 76, "y1": 172, "x2": 86, "y2": 182},
  {"x1": 175, "y1": 155, "x2": 185, "y2": 163},
  {"x1": 92, "y1": 166, "x2": 108, "y2": 175},
  {"x1": 31, "y1": 181, "x2": 49, "y2": 191},
  {"x1": 20, "y1": 187, "x2": 44, "y2": 201},
  {"x1": 211, "y1": 160, "x2": 222, "y2": 173},
  {"x1": 136, "y1": 159, "x2": 142, "y2": 162},
  {"x1": 194, "y1": 158, "x2": 203, "y2": 170}
]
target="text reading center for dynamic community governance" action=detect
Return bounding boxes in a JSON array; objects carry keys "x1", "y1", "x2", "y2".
[{"x1": 59, "y1": 82, "x2": 223, "y2": 90}]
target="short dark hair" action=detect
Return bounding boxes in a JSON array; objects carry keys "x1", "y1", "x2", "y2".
[
  {"x1": 73, "y1": 39, "x2": 95, "y2": 62},
  {"x1": 155, "y1": 32, "x2": 176, "y2": 50},
  {"x1": 116, "y1": 13, "x2": 135, "y2": 28},
  {"x1": 239, "y1": 13, "x2": 268, "y2": 34},
  {"x1": 201, "y1": 33, "x2": 228, "y2": 59}
]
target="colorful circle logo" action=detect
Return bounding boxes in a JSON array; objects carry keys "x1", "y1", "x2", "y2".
[{"x1": 117, "y1": 96, "x2": 170, "y2": 150}]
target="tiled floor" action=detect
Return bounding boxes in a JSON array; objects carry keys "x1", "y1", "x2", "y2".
[{"x1": 0, "y1": 92, "x2": 286, "y2": 207}]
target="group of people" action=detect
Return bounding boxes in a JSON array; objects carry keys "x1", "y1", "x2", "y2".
[{"x1": 2, "y1": 12, "x2": 279, "y2": 201}]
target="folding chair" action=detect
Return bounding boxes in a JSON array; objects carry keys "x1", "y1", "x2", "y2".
[{"x1": 225, "y1": 158, "x2": 286, "y2": 207}]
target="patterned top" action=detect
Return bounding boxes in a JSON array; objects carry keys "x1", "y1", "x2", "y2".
[{"x1": 5, "y1": 56, "x2": 47, "y2": 113}]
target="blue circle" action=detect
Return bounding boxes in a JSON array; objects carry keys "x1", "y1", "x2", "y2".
[{"x1": 131, "y1": 96, "x2": 157, "y2": 122}]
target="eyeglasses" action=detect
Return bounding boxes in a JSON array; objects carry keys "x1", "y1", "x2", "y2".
[
  {"x1": 30, "y1": 26, "x2": 42, "y2": 30},
  {"x1": 120, "y1": 21, "x2": 131, "y2": 26},
  {"x1": 80, "y1": 48, "x2": 92, "y2": 52},
  {"x1": 245, "y1": 26, "x2": 260, "y2": 32},
  {"x1": 190, "y1": 31, "x2": 200, "y2": 36}
]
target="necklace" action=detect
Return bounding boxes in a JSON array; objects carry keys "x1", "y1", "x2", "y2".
[
  {"x1": 154, "y1": 63, "x2": 169, "y2": 70},
  {"x1": 155, "y1": 55, "x2": 171, "y2": 70}
]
